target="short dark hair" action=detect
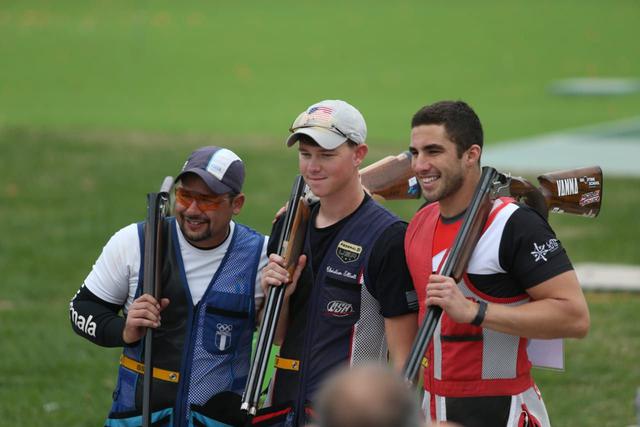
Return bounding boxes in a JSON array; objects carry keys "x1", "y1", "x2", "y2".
[{"x1": 411, "y1": 100, "x2": 483, "y2": 157}]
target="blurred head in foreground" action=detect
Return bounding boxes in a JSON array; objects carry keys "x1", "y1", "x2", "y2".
[{"x1": 314, "y1": 363, "x2": 422, "y2": 427}]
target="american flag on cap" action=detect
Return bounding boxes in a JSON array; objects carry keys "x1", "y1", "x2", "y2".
[{"x1": 305, "y1": 106, "x2": 335, "y2": 125}]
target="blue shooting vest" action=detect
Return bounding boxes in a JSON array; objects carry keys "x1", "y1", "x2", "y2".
[
  {"x1": 261, "y1": 198, "x2": 400, "y2": 427},
  {"x1": 106, "y1": 218, "x2": 263, "y2": 427}
]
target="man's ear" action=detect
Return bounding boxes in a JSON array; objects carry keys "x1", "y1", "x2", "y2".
[
  {"x1": 353, "y1": 143, "x2": 368, "y2": 167},
  {"x1": 232, "y1": 193, "x2": 245, "y2": 215},
  {"x1": 466, "y1": 144, "x2": 482, "y2": 166}
]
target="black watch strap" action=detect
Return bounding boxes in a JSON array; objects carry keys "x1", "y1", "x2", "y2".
[{"x1": 471, "y1": 301, "x2": 488, "y2": 326}]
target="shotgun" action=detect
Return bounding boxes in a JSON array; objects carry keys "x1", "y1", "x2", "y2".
[
  {"x1": 403, "y1": 167, "x2": 503, "y2": 384},
  {"x1": 141, "y1": 176, "x2": 173, "y2": 427},
  {"x1": 402, "y1": 165, "x2": 604, "y2": 384},
  {"x1": 360, "y1": 152, "x2": 602, "y2": 218},
  {"x1": 241, "y1": 175, "x2": 311, "y2": 417}
]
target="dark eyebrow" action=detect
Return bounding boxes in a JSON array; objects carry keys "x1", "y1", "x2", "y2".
[{"x1": 422, "y1": 143, "x2": 444, "y2": 151}]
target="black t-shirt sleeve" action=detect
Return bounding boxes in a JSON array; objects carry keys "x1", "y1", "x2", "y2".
[
  {"x1": 366, "y1": 221, "x2": 418, "y2": 317},
  {"x1": 70, "y1": 285, "x2": 126, "y2": 347},
  {"x1": 499, "y1": 205, "x2": 573, "y2": 289},
  {"x1": 266, "y1": 215, "x2": 284, "y2": 256}
]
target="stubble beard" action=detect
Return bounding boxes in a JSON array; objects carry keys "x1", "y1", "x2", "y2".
[
  {"x1": 424, "y1": 169, "x2": 465, "y2": 203},
  {"x1": 178, "y1": 216, "x2": 212, "y2": 243}
]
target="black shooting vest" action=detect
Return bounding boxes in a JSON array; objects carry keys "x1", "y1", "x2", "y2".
[{"x1": 259, "y1": 198, "x2": 400, "y2": 427}]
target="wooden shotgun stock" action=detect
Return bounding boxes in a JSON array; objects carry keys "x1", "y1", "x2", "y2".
[
  {"x1": 141, "y1": 176, "x2": 173, "y2": 427},
  {"x1": 403, "y1": 167, "x2": 503, "y2": 384},
  {"x1": 360, "y1": 150, "x2": 602, "y2": 217},
  {"x1": 506, "y1": 166, "x2": 603, "y2": 219},
  {"x1": 360, "y1": 151, "x2": 422, "y2": 200},
  {"x1": 241, "y1": 176, "x2": 311, "y2": 417}
]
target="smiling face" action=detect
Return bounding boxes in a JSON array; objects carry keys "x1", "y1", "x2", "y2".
[
  {"x1": 174, "y1": 173, "x2": 244, "y2": 248},
  {"x1": 298, "y1": 139, "x2": 367, "y2": 199},
  {"x1": 409, "y1": 124, "x2": 481, "y2": 214}
]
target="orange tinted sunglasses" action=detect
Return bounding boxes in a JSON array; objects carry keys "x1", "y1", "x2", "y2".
[{"x1": 175, "y1": 188, "x2": 231, "y2": 211}]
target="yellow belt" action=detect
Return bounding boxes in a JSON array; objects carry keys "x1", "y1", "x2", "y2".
[
  {"x1": 119, "y1": 355, "x2": 180, "y2": 383},
  {"x1": 275, "y1": 355, "x2": 300, "y2": 371}
]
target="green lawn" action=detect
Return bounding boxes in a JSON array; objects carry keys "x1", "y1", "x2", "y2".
[
  {"x1": 2, "y1": 129, "x2": 639, "y2": 426},
  {"x1": 1, "y1": 1, "x2": 639, "y2": 426},
  {"x1": 2, "y1": 0, "x2": 640, "y2": 140}
]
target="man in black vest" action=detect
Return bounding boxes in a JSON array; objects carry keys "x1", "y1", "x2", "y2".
[
  {"x1": 70, "y1": 146, "x2": 269, "y2": 427},
  {"x1": 257, "y1": 100, "x2": 418, "y2": 427}
]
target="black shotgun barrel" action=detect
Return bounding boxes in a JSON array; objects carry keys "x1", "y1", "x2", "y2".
[
  {"x1": 141, "y1": 176, "x2": 173, "y2": 427},
  {"x1": 241, "y1": 176, "x2": 309, "y2": 416}
]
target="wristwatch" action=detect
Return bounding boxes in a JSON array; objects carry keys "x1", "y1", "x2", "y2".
[{"x1": 470, "y1": 301, "x2": 488, "y2": 326}]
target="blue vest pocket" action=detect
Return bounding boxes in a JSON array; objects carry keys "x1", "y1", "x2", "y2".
[
  {"x1": 203, "y1": 305, "x2": 249, "y2": 355},
  {"x1": 110, "y1": 365, "x2": 140, "y2": 414}
]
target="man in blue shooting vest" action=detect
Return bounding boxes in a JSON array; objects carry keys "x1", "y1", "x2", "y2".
[
  {"x1": 256, "y1": 100, "x2": 418, "y2": 427},
  {"x1": 70, "y1": 146, "x2": 269, "y2": 426}
]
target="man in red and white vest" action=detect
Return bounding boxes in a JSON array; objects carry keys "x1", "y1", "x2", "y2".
[{"x1": 404, "y1": 100, "x2": 590, "y2": 427}]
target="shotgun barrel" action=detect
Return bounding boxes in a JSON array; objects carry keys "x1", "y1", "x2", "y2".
[
  {"x1": 141, "y1": 176, "x2": 173, "y2": 427},
  {"x1": 241, "y1": 176, "x2": 310, "y2": 416},
  {"x1": 403, "y1": 167, "x2": 502, "y2": 384}
]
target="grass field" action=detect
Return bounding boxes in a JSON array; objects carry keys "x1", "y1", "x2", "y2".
[{"x1": 1, "y1": 1, "x2": 640, "y2": 426}]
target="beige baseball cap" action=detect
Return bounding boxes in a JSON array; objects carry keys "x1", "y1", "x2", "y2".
[{"x1": 286, "y1": 100, "x2": 367, "y2": 149}]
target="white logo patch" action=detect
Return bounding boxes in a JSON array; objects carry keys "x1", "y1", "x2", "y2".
[
  {"x1": 530, "y1": 239, "x2": 560, "y2": 262},
  {"x1": 215, "y1": 322, "x2": 233, "y2": 351},
  {"x1": 326, "y1": 300, "x2": 354, "y2": 317},
  {"x1": 206, "y1": 149, "x2": 241, "y2": 181}
]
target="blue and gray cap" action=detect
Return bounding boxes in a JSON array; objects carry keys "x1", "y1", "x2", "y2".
[{"x1": 175, "y1": 146, "x2": 244, "y2": 194}]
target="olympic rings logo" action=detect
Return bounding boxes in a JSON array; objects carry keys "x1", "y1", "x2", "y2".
[{"x1": 216, "y1": 323, "x2": 233, "y2": 334}]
